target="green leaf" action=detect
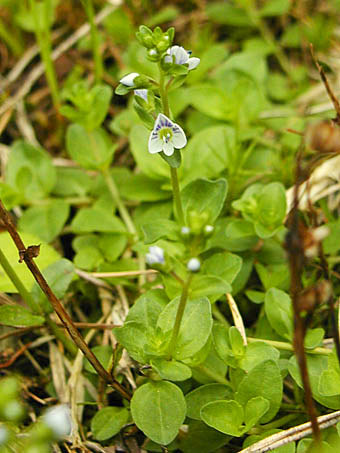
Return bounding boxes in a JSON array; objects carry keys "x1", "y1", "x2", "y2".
[
  {"x1": 18, "y1": 200, "x2": 69, "y2": 243},
  {"x1": 229, "y1": 326, "x2": 245, "y2": 359},
  {"x1": 185, "y1": 383, "x2": 233, "y2": 420},
  {"x1": 255, "y1": 183, "x2": 286, "y2": 238},
  {"x1": 91, "y1": 406, "x2": 129, "y2": 441},
  {"x1": 190, "y1": 275, "x2": 231, "y2": 300},
  {"x1": 151, "y1": 358, "x2": 192, "y2": 381},
  {"x1": 86, "y1": 84, "x2": 113, "y2": 130},
  {"x1": 187, "y1": 86, "x2": 231, "y2": 121},
  {"x1": 305, "y1": 328, "x2": 324, "y2": 349},
  {"x1": 30, "y1": 259, "x2": 75, "y2": 314},
  {"x1": 0, "y1": 305, "x2": 45, "y2": 327},
  {"x1": 160, "y1": 148, "x2": 182, "y2": 168},
  {"x1": 201, "y1": 400, "x2": 244, "y2": 436},
  {"x1": 265, "y1": 288, "x2": 292, "y2": 340},
  {"x1": 84, "y1": 345, "x2": 113, "y2": 374},
  {"x1": 260, "y1": 0, "x2": 291, "y2": 17},
  {"x1": 71, "y1": 207, "x2": 126, "y2": 233},
  {"x1": 235, "y1": 360, "x2": 283, "y2": 423},
  {"x1": 114, "y1": 321, "x2": 149, "y2": 363},
  {"x1": 244, "y1": 397, "x2": 270, "y2": 430},
  {"x1": 125, "y1": 289, "x2": 169, "y2": 327},
  {"x1": 6, "y1": 141, "x2": 56, "y2": 200},
  {"x1": 66, "y1": 124, "x2": 115, "y2": 170},
  {"x1": 209, "y1": 219, "x2": 258, "y2": 252},
  {"x1": 181, "y1": 178, "x2": 228, "y2": 226},
  {"x1": 52, "y1": 168, "x2": 93, "y2": 197},
  {"x1": 319, "y1": 369, "x2": 340, "y2": 397},
  {"x1": 239, "y1": 341, "x2": 280, "y2": 372},
  {"x1": 131, "y1": 381, "x2": 186, "y2": 445},
  {"x1": 213, "y1": 323, "x2": 237, "y2": 367},
  {"x1": 202, "y1": 252, "x2": 242, "y2": 286},
  {"x1": 0, "y1": 232, "x2": 59, "y2": 293},
  {"x1": 182, "y1": 126, "x2": 235, "y2": 184},
  {"x1": 157, "y1": 297, "x2": 212, "y2": 359},
  {"x1": 256, "y1": 262, "x2": 289, "y2": 291},
  {"x1": 142, "y1": 219, "x2": 178, "y2": 244},
  {"x1": 177, "y1": 419, "x2": 229, "y2": 453},
  {"x1": 206, "y1": 2, "x2": 251, "y2": 26}
]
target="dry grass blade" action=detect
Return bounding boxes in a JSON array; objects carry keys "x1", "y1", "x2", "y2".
[
  {"x1": 226, "y1": 293, "x2": 247, "y2": 345},
  {"x1": 240, "y1": 411, "x2": 340, "y2": 452},
  {"x1": 0, "y1": 2, "x2": 122, "y2": 116}
]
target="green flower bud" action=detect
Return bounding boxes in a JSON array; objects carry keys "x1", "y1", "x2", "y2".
[
  {"x1": 147, "y1": 48, "x2": 160, "y2": 62},
  {"x1": 187, "y1": 210, "x2": 210, "y2": 234},
  {"x1": 136, "y1": 25, "x2": 154, "y2": 49}
]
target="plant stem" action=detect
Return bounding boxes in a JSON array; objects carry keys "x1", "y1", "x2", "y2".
[
  {"x1": 167, "y1": 274, "x2": 193, "y2": 358},
  {"x1": 0, "y1": 17, "x2": 23, "y2": 56},
  {"x1": 102, "y1": 168, "x2": 136, "y2": 236},
  {"x1": 158, "y1": 63, "x2": 185, "y2": 225},
  {"x1": 30, "y1": 0, "x2": 60, "y2": 112},
  {"x1": 170, "y1": 167, "x2": 185, "y2": 225},
  {"x1": 0, "y1": 247, "x2": 40, "y2": 314},
  {"x1": 247, "y1": 337, "x2": 331, "y2": 356},
  {"x1": 0, "y1": 199, "x2": 131, "y2": 401},
  {"x1": 81, "y1": 0, "x2": 103, "y2": 83}
]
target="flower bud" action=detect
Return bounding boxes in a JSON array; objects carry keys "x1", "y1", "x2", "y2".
[
  {"x1": 188, "y1": 210, "x2": 210, "y2": 234},
  {"x1": 181, "y1": 226, "x2": 191, "y2": 237},
  {"x1": 204, "y1": 225, "x2": 214, "y2": 236},
  {"x1": 147, "y1": 48, "x2": 160, "y2": 62},
  {"x1": 43, "y1": 404, "x2": 72, "y2": 439},
  {"x1": 187, "y1": 258, "x2": 201, "y2": 272},
  {"x1": 136, "y1": 25, "x2": 154, "y2": 49}
]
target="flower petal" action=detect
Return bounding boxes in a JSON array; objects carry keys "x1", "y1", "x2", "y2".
[
  {"x1": 148, "y1": 132, "x2": 163, "y2": 154},
  {"x1": 119, "y1": 72, "x2": 139, "y2": 87},
  {"x1": 188, "y1": 57, "x2": 200, "y2": 70},
  {"x1": 154, "y1": 113, "x2": 173, "y2": 131},
  {"x1": 171, "y1": 123, "x2": 187, "y2": 149},
  {"x1": 173, "y1": 46, "x2": 189, "y2": 65},
  {"x1": 134, "y1": 89, "x2": 148, "y2": 101},
  {"x1": 162, "y1": 141, "x2": 174, "y2": 156}
]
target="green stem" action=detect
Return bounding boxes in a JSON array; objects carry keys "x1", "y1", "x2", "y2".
[
  {"x1": 30, "y1": 0, "x2": 60, "y2": 111},
  {"x1": 102, "y1": 168, "x2": 137, "y2": 236},
  {"x1": 247, "y1": 337, "x2": 331, "y2": 355},
  {"x1": 212, "y1": 305, "x2": 230, "y2": 327},
  {"x1": 167, "y1": 274, "x2": 193, "y2": 358},
  {"x1": 0, "y1": 247, "x2": 40, "y2": 314},
  {"x1": 197, "y1": 365, "x2": 230, "y2": 385},
  {"x1": 46, "y1": 317, "x2": 77, "y2": 356},
  {"x1": 0, "y1": 17, "x2": 23, "y2": 56},
  {"x1": 170, "y1": 167, "x2": 185, "y2": 225},
  {"x1": 81, "y1": 0, "x2": 103, "y2": 83},
  {"x1": 251, "y1": 414, "x2": 299, "y2": 434}
]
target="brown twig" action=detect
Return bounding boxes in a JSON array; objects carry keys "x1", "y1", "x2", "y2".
[
  {"x1": 310, "y1": 43, "x2": 340, "y2": 124},
  {"x1": 0, "y1": 199, "x2": 131, "y2": 401},
  {"x1": 285, "y1": 147, "x2": 320, "y2": 442}
]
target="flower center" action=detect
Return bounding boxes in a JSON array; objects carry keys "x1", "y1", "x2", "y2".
[{"x1": 159, "y1": 127, "x2": 173, "y2": 143}]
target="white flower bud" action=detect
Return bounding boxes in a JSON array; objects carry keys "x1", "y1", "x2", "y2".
[
  {"x1": 181, "y1": 226, "x2": 190, "y2": 235},
  {"x1": 187, "y1": 258, "x2": 200, "y2": 272},
  {"x1": 119, "y1": 72, "x2": 139, "y2": 87},
  {"x1": 204, "y1": 225, "x2": 214, "y2": 234},
  {"x1": 146, "y1": 246, "x2": 165, "y2": 265},
  {"x1": 134, "y1": 89, "x2": 148, "y2": 101},
  {"x1": 43, "y1": 404, "x2": 72, "y2": 438}
]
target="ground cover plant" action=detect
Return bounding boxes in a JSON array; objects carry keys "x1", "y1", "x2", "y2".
[{"x1": 1, "y1": 0, "x2": 340, "y2": 452}]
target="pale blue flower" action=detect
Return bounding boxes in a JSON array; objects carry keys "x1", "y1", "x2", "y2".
[
  {"x1": 164, "y1": 46, "x2": 200, "y2": 70},
  {"x1": 148, "y1": 113, "x2": 187, "y2": 156},
  {"x1": 120, "y1": 72, "x2": 139, "y2": 87},
  {"x1": 134, "y1": 89, "x2": 148, "y2": 101},
  {"x1": 146, "y1": 246, "x2": 165, "y2": 265}
]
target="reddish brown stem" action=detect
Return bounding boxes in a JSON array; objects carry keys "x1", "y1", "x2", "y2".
[{"x1": 0, "y1": 199, "x2": 131, "y2": 401}]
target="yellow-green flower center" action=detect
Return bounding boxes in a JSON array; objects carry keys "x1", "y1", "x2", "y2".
[{"x1": 159, "y1": 127, "x2": 173, "y2": 143}]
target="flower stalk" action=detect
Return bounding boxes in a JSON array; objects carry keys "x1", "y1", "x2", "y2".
[{"x1": 166, "y1": 273, "x2": 193, "y2": 358}]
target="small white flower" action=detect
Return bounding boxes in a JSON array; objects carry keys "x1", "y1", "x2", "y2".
[
  {"x1": 164, "y1": 45, "x2": 200, "y2": 70},
  {"x1": 148, "y1": 113, "x2": 187, "y2": 156},
  {"x1": 120, "y1": 72, "x2": 139, "y2": 87},
  {"x1": 0, "y1": 425, "x2": 8, "y2": 445},
  {"x1": 146, "y1": 246, "x2": 165, "y2": 265},
  {"x1": 43, "y1": 404, "x2": 72, "y2": 438},
  {"x1": 187, "y1": 258, "x2": 200, "y2": 272},
  {"x1": 181, "y1": 226, "x2": 190, "y2": 235},
  {"x1": 134, "y1": 89, "x2": 148, "y2": 101}
]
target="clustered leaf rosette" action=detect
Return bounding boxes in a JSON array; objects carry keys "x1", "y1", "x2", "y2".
[{"x1": 148, "y1": 113, "x2": 187, "y2": 157}]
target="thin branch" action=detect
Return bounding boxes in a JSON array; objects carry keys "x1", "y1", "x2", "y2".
[{"x1": 0, "y1": 199, "x2": 131, "y2": 401}]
